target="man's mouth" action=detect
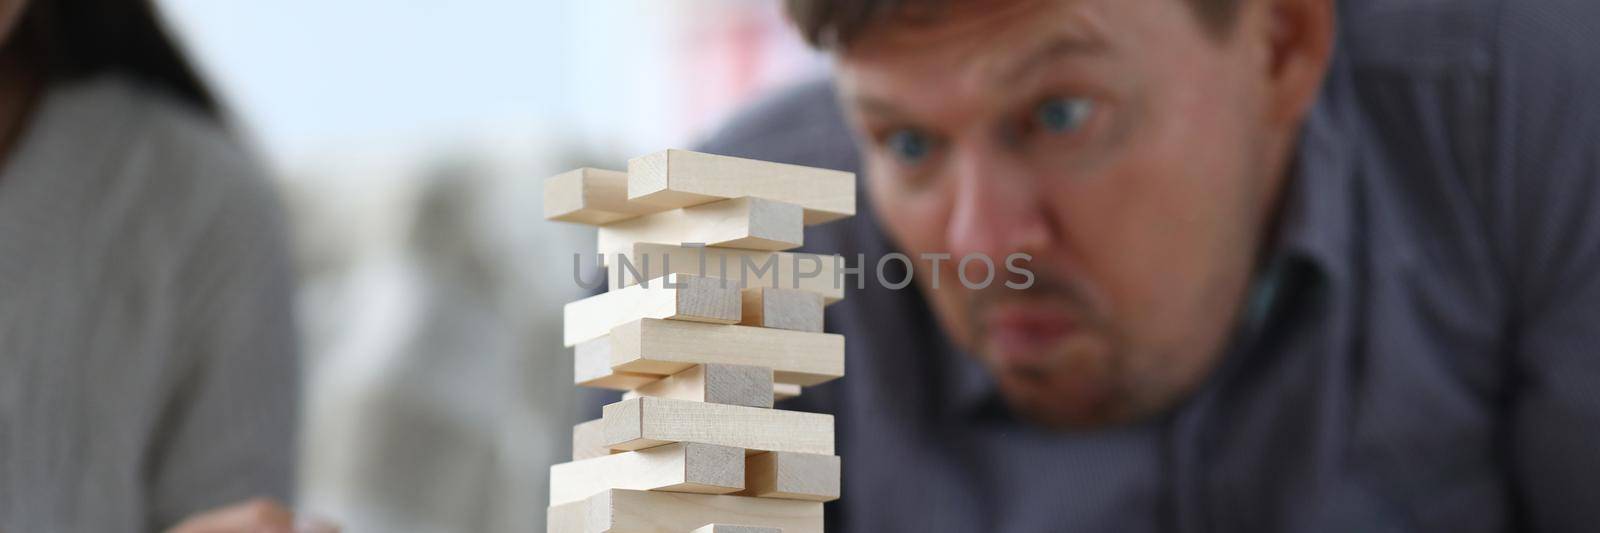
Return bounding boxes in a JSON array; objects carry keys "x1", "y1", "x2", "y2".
[{"x1": 981, "y1": 301, "x2": 1080, "y2": 368}]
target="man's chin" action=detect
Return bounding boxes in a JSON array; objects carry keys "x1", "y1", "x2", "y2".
[
  {"x1": 994, "y1": 372, "x2": 1127, "y2": 429},
  {"x1": 979, "y1": 334, "x2": 1126, "y2": 427}
]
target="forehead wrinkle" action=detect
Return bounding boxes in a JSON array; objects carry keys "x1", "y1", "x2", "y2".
[
  {"x1": 975, "y1": 3, "x2": 1116, "y2": 88},
  {"x1": 840, "y1": 1, "x2": 1119, "y2": 126},
  {"x1": 852, "y1": 94, "x2": 912, "y2": 122},
  {"x1": 852, "y1": 1, "x2": 1116, "y2": 98},
  {"x1": 852, "y1": 0, "x2": 1054, "y2": 51}
]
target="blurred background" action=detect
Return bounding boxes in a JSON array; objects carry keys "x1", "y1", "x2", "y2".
[{"x1": 154, "y1": 0, "x2": 825, "y2": 530}]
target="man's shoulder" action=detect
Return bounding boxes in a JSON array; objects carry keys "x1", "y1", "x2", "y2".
[
  {"x1": 1339, "y1": 1, "x2": 1497, "y2": 73},
  {"x1": 698, "y1": 78, "x2": 862, "y2": 176},
  {"x1": 1332, "y1": 0, "x2": 1600, "y2": 314},
  {"x1": 1340, "y1": 0, "x2": 1600, "y2": 75}
]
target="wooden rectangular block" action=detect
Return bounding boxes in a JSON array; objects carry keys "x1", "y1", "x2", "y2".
[
  {"x1": 597, "y1": 197, "x2": 803, "y2": 266},
  {"x1": 609, "y1": 319, "x2": 844, "y2": 386},
  {"x1": 563, "y1": 274, "x2": 740, "y2": 347},
  {"x1": 740, "y1": 287, "x2": 824, "y2": 333},
  {"x1": 772, "y1": 383, "x2": 802, "y2": 402},
  {"x1": 740, "y1": 452, "x2": 840, "y2": 502},
  {"x1": 546, "y1": 498, "x2": 588, "y2": 533},
  {"x1": 629, "y1": 364, "x2": 775, "y2": 408},
  {"x1": 544, "y1": 168, "x2": 671, "y2": 225},
  {"x1": 628, "y1": 149, "x2": 855, "y2": 225},
  {"x1": 549, "y1": 442, "x2": 744, "y2": 506},
  {"x1": 609, "y1": 243, "x2": 844, "y2": 303},
  {"x1": 572, "y1": 419, "x2": 613, "y2": 461},
  {"x1": 692, "y1": 525, "x2": 783, "y2": 533},
  {"x1": 547, "y1": 489, "x2": 822, "y2": 533},
  {"x1": 627, "y1": 380, "x2": 799, "y2": 404},
  {"x1": 603, "y1": 397, "x2": 834, "y2": 455},
  {"x1": 575, "y1": 336, "x2": 661, "y2": 390}
]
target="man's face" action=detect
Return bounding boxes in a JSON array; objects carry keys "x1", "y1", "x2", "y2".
[{"x1": 837, "y1": 0, "x2": 1298, "y2": 427}]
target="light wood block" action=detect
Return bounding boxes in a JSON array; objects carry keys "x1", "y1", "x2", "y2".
[
  {"x1": 739, "y1": 287, "x2": 823, "y2": 333},
  {"x1": 739, "y1": 452, "x2": 840, "y2": 502},
  {"x1": 772, "y1": 383, "x2": 802, "y2": 402},
  {"x1": 597, "y1": 197, "x2": 803, "y2": 266},
  {"x1": 610, "y1": 243, "x2": 844, "y2": 303},
  {"x1": 544, "y1": 168, "x2": 671, "y2": 225},
  {"x1": 625, "y1": 380, "x2": 798, "y2": 404},
  {"x1": 576, "y1": 336, "x2": 662, "y2": 390},
  {"x1": 563, "y1": 274, "x2": 740, "y2": 347},
  {"x1": 547, "y1": 489, "x2": 820, "y2": 533},
  {"x1": 609, "y1": 319, "x2": 844, "y2": 386},
  {"x1": 572, "y1": 419, "x2": 614, "y2": 461},
  {"x1": 629, "y1": 149, "x2": 855, "y2": 225},
  {"x1": 628, "y1": 364, "x2": 775, "y2": 409},
  {"x1": 603, "y1": 397, "x2": 833, "y2": 455},
  {"x1": 546, "y1": 498, "x2": 588, "y2": 533},
  {"x1": 549, "y1": 442, "x2": 744, "y2": 506},
  {"x1": 692, "y1": 525, "x2": 782, "y2": 533}
]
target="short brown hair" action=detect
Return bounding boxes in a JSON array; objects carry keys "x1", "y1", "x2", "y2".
[{"x1": 784, "y1": 0, "x2": 1246, "y2": 50}]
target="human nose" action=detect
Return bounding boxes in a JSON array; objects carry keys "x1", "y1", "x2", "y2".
[{"x1": 944, "y1": 146, "x2": 1051, "y2": 264}]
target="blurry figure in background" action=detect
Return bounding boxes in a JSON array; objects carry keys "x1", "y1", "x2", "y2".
[
  {"x1": 295, "y1": 160, "x2": 534, "y2": 532},
  {"x1": 0, "y1": 0, "x2": 328, "y2": 531},
  {"x1": 287, "y1": 141, "x2": 593, "y2": 532}
]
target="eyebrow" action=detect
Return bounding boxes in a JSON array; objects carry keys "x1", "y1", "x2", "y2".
[
  {"x1": 849, "y1": 35, "x2": 1111, "y2": 122},
  {"x1": 998, "y1": 35, "x2": 1110, "y2": 85},
  {"x1": 854, "y1": 94, "x2": 911, "y2": 122}
]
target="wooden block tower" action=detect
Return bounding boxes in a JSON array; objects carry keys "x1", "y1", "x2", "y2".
[{"x1": 544, "y1": 150, "x2": 855, "y2": 533}]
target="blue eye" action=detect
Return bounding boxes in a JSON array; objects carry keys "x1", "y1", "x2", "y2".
[
  {"x1": 885, "y1": 128, "x2": 933, "y2": 164},
  {"x1": 1036, "y1": 97, "x2": 1094, "y2": 134}
]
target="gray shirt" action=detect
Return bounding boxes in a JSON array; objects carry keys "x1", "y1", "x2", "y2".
[
  {"x1": 0, "y1": 76, "x2": 299, "y2": 532},
  {"x1": 690, "y1": 0, "x2": 1600, "y2": 531}
]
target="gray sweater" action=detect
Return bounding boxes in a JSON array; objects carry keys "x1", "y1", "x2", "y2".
[{"x1": 0, "y1": 76, "x2": 299, "y2": 532}]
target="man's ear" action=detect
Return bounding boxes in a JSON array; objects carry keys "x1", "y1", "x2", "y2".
[{"x1": 1260, "y1": 0, "x2": 1335, "y2": 127}]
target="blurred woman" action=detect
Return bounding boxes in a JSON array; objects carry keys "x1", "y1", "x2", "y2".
[{"x1": 0, "y1": 0, "x2": 318, "y2": 531}]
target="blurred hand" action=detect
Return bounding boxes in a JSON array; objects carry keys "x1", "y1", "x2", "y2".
[{"x1": 164, "y1": 498, "x2": 338, "y2": 533}]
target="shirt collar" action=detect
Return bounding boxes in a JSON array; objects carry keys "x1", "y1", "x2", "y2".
[
  {"x1": 1192, "y1": 51, "x2": 1364, "y2": 411},
  {"x1": 1273, "y1": 51, "x2": 1360, "y2": 283}
]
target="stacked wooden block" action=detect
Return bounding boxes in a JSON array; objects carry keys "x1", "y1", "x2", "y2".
[{"x1": 544, "y1": 150, "x2": 854, "y2": 533}]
